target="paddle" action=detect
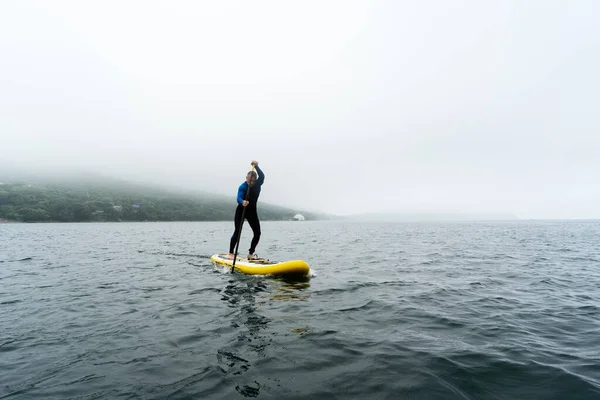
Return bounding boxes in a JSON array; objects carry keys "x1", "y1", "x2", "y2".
[{"x1": 232, "y1": 164, "x2": 255, "y2": 272}]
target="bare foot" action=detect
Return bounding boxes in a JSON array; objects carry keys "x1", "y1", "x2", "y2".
[
  {"x1": 247, "y1": 254, "x2": 258, "y2": 260},
  {"x1": 226, "y1": 253, "x2": 234, "y2": 260}
]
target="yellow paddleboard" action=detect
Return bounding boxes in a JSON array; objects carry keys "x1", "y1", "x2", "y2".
[{"x1": 210, "y1": 254, "x2": 310, "y2": 276}]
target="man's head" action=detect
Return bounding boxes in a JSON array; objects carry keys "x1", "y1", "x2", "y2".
[{"x1": 246, "y1": 171, "x2": 257, "y2": 186}]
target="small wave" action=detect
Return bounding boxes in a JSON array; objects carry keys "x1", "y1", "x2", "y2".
[
  {"x1": 532, "y1": 256, "x2": 551, "y2": 262},
  {"x1": 338, "y1": 300, "x2": 377, "y2": 312},
  {"x1": 97, "y1": 282, "x2": 120, "y2": 289},
  {"x1": 140, "y1": 287, "x2": 163, "y2": 293},
  {"x1": 315, "y1": 281, "x2": 407, "y2": 296},
  {"x1": 59, "y1": 373, "x2": 103, "y2": 386},
  {"x1": 144, "y1": 366, "x2": 221, "y2": 398},
  {"x1": 428, "y1": 314, "x2": 468, "y2": 329},
  {"x1": 0, "y1": 339, "x2": 19, "y2": 353},
  {"x1": 566, "y1": 256, "x2": 599, "y2": 262},
  {"x1": 165, "y1": 252, "x2": 211, "y2": 258},
  {"x1": 13, "y1": 271, "x2": 39, "y2": 277},
  {"x1": 186, "y1": 261, "x2": 206, "y2": 268},
  {"x1": 531, "y1": 277, "x2": 575, "y2": 289},
  {"x1": 189, "y1": 288, "x2": 221, "y2": 295},
  {"x1": 1, "y1": 299, "x2": 22, "y2": 305},
  {"x1": 2, "y1": 257, "x2": 33, "y2": 263},
  {"x1": 174, "y1": 332, "x2": 210, "y2": 347},
  {"x1": 574, "y1": 304, "x2": 600, "y2": 312},
  {"x1": 43, "y1": 263, "x2": 66, "y2": 270},
  {"x1": 491, "y1": 253, "x2": 518, "y2": 260}
]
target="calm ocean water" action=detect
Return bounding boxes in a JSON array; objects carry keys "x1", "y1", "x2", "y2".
[{"x1": 1, "y1": 220, "x2": 599, "y2": 399}]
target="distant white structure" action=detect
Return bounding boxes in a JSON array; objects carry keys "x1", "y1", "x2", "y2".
[{"x1": 292, "y1": 214, "x2": 305, "y2": 221}]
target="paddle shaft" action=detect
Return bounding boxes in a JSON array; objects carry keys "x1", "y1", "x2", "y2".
[{"x1": 232, "y1": 165, "x2": 255, "y2": 272}]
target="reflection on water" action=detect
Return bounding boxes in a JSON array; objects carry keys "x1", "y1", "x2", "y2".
[
  {"x1": 217, "y1": 274, "x2": 311, "y2": 397},
  {"x1": 269, "y1": 279, "x2": 311, "y2": 302},
  {"x1": 216, "y1": 274, "x2": 312, "y2": 397},
  {"x1": 218, "y1": 268, "x2": 312, "y2": 304}
]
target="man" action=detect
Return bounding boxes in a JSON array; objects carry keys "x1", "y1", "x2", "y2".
[{"x1": 228, "y1": 160, "x2": 264, "y2": 260}]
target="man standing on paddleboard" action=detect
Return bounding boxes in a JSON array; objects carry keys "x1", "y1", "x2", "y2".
[{"x1": 227, "y1": 160, "x2": 264, "y2": 260}]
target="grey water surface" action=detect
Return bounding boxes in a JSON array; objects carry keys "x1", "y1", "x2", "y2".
[{"x1": 1, "y1": 220, "x2": 599, "y2": 399}]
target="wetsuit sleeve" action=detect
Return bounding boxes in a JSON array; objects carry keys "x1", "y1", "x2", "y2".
[
  {"x1": 237, "y1": 183, "x2": 247, "y2": 205},
  {"x1": 255, "y1": 165, "x2": 265, "y2": 186}
]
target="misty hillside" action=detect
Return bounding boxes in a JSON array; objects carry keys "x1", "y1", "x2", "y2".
[{"x1": 0, "y1": 172, "x2": 332, "y2": 223}]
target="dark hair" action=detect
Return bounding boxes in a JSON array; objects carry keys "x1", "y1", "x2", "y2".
[{"x1": 247, "y1": 171, "x2": 257, "y2": 178}]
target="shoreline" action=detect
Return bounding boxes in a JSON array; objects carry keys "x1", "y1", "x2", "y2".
[{"x1": 0, "y1": 218, "x2": 22, "y2": 224}]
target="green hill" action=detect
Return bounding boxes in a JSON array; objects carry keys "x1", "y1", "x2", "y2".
[{"x1": 0, "y1": 176, "x2": 330, "y2": 223}]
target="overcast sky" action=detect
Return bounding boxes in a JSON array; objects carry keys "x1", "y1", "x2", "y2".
[{"x1": 1, "y1": 0, "x2": 599, "y2": 218}]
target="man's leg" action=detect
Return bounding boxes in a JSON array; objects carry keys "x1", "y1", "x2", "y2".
[
  {"x1": 246, "y1": 209, "x2": 261, "y2": 258},
  {"x1": 229, "y1": 206, "x2": 244, "y2": 257}
]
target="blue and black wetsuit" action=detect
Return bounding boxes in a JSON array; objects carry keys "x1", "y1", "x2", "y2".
[{"x1": 229, "y1": 165, "x2": 265, "y2": 255}]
